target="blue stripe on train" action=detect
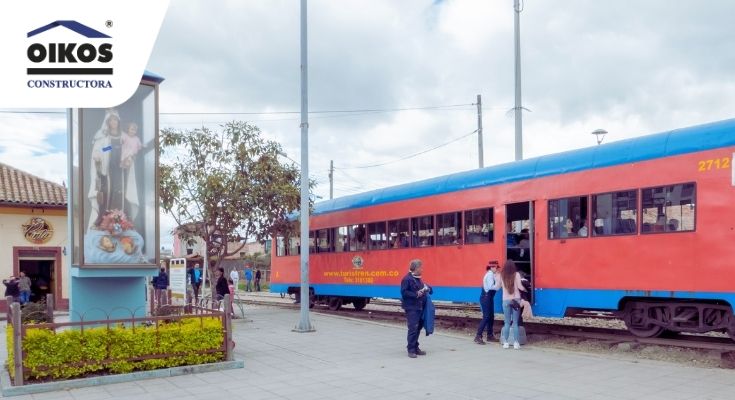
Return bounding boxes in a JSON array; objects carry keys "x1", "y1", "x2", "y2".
[{"x1": 270, "y1": 284, "x2": 735, "y2": 317}]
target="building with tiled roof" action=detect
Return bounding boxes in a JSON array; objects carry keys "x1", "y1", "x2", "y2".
[
  {"x1": 0, "y1": 162, "x2": 67, "y2": 208},
  {"x1": 0, "y1": 162, "x2": 68, "y2": 311}
]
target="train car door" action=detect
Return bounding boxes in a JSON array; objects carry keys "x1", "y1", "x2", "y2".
[{"x1": 504, "y1": 201, "x2": 534, "y2": 303}]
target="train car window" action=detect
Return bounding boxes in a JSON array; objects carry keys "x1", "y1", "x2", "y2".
[
  {"x1": 334, "y1": 227, "x2": 349, "y2": 252},
  {"x1": 641, "y1": 183, "x2": 696, "y2": 233},
  {"x1": 388, "y1": 219, "x2": 410, "y2": 248},
  {"x1": 309, "y1": 231, "x2": 316, "y2": 253},
  {"x1": 276, "y1": 237, "x2": 286, "y2": 256},
  {"x1": 348, "y1": 224, "x2": 367, "y2": 251},
  {"x1": 437, "y1": 212, "x2": 462, "y2": 246},
  {"x1": 591, "y1": 190, "x2": 637, "y2": 236},
  {"x1": 288, "y1": 235, "x2": 300, "y2": 255},
  {"x1": 316, "y1": 228, "x2": 332, "y2": 253},
  {"x1": 411, "y1": 215, "x2": 435, "y2": 247},
  {"x1": 368, "y1": 222, "x2": 388, "y2": 250},
  {"x1": 465, "y1": 208, "x2": 494, "y2": 244},
  {"x1": 548, "y1": 196, "x2": 589, "y2": 239}
]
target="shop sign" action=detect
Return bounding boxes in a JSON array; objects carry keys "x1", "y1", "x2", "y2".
[{"x1": 22, "y1": 217, "x2": 53, "y2": 244}]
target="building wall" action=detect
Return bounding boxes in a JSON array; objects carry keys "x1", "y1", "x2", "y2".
[{"x1": 0, "y1": 206, "x2": 68, "y2": 308}]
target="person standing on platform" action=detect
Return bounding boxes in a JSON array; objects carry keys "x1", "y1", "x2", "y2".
[
  {"x1": 474, "y1": 261, "x2": 500, "y2": 344},
  {"x1": 18, "y1": 271, "x2": 32, "y2": 305},
  {"x1": 215, "y1": 267, "x2": 229, "y2": 307},
  {"x1": 229, "y1": 267, "x2": 240, "y2": 293},
  {"x1": 499, "y1": 260, "x2": 526, "y2": 350},
  {"x1": 244, "y1": 264, "x2": 253, "y2": 292},
  {"x1": 254, "y1": 269, "x2": 262, "y2": 291},
  {"x1": 400, "y1": 259, "x2": 432, "y2": 358},
  {"x1": 154, "y1": 265, "x2": 169, "y2": 308}
]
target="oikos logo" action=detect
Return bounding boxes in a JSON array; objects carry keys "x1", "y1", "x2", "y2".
[{"x1": 25, "y1": 20, "x2": 114, "y2": 89}]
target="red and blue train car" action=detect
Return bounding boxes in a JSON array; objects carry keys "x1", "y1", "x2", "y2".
[{"x1": 271, "y1": 119, "x2": 735, "y2": 339}]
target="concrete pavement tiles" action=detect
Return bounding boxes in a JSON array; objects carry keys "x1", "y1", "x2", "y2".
[{"x1": 3, "y1": 305, "x2": 735, "y2": 400}]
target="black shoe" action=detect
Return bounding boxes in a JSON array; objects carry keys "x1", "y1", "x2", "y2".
[
  {"x1": 474, "y1": 336, "x2": 486, "y2": 345},
  {"x1": 486, "y1": 334, "x2": 497, "y2": 342},
  {"x1": 407, "y1": 352, "x2": 417, "y2": 358},
  {"x1": 415, "y1": 349, "x2": 427, "y2": 356}
]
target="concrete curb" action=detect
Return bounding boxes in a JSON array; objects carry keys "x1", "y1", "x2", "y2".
[{"x1": 1, "y1": 360, "x2": 244, "y2": 397}]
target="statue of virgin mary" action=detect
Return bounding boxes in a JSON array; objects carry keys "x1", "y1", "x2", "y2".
[{"x1": 87, "y1": 108, "x2": 140, "y2": 229}]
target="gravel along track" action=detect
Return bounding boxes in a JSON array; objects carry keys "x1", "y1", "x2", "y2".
[{"x1": 240, "y1": 294, "x2": 735, "y2": 369}]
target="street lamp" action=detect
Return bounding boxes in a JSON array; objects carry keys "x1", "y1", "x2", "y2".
[{"x1": 591, "y1": 129, "x2": 607, "y2": 145}]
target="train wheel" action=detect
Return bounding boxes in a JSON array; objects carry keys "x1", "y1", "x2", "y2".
[
  {"x1": 623, "y1": 302, "x2": 665, "y2": 338},
  {"x1": 353, "y1": 298, "x2": 367, "y2": 311},
  {"x1": 328, "y1": 297, "x2": 342, "y2": 311}
]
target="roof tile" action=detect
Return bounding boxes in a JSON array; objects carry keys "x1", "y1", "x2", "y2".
[{"x1": 0, "y1": 162, "x2": 67, "y2": 207}]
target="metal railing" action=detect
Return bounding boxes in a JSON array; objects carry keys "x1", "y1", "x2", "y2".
[{"x1": 5, "y1": 294, "x2": 234, "y2": 386}]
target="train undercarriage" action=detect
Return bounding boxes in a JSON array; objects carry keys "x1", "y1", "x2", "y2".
[{"x1": 620, "y1": 298, "x2": 735, "y2": 341}]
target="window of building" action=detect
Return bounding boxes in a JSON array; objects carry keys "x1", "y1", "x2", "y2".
[
  {"x1": 641, "y1": 183, "x2": 696, "y2": 233},
  {"x1": 592, "y1": 190, "x2": 637, "y2": 236},
  {"x1": 368, "y1": 222, "x2": 388, "y2": 250},
  {"x1": 411, "y1": 215, "x2": 434, "y2": 247},
  {"x1": 316, "y1": 228, "x2": 332, "y2": 253},
  {"x1": 465, "y1": 208, "x2": 494, "y2": 244},
  {"x1": 334, "y1": 226, "x2": 349, "y2": 252},
  {"x1": 548, "y1": 196, "x2": 589, "y2": 239},
  {"x1": 388, "y1": 219, "x2": 410, "y2": 249},
  {"x1": 186, "y1": 248, "x2": 193, "y2": 255},
  {"x1": 348, "y1": 224, "x2": 367, "y2": 251},
  {"x1": 436, "y1": 212, "x2": 462, "y2": 245}
]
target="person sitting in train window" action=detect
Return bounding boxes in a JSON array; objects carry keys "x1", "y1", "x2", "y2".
[
  {"x1": 667, "y1": 218, "x2": 680, "y2": 232},
  {"x1": 653, "y1": 215, "x2": 666, "y2": 232},
  {"x1": 518, "y1": 230, "x2": 530, "y2": 249},
  {"x1": 400, "y1": 233, "x2": 409, "y2": 248},
  {"x1": 560, "y1": 218, "x2": 575, "y2": 237},
  {"x1": 577, "y1": 220, "x2": 588, "y2": 237},
  {"x1": 593, "y1": 218, "x2": 605, "y2": 235}
]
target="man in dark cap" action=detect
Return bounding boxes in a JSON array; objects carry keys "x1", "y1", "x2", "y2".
[{"x1": 400, "y1": 259, "x2": 432, "y2": 358}]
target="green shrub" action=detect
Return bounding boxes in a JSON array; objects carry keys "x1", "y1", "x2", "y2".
[{"x1": 12, "y1": 317, "x2": 224, "y2": 381}]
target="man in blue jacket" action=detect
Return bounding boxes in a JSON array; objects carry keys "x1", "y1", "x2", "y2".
[{"x1": 400, "y1": 259, "x2": 432, "y2": 358}]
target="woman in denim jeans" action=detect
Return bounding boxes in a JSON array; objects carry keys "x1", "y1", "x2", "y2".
[{"x1": 499, "y1": 260, "x2": 525, "y2": 349}]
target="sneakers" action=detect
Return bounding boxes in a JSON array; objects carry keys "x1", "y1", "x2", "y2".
[
  {"x1": 502, "y1": 342, "x2": 510, "y2": 349},
  {"x1": 474, "y1": 336, "x2": 486, "y2": 345},
  {"x1": 407, "y1": 352, "x2": 417, "y2": 358},
  {"x1": 513, "y1": 342, "x2": 521, "y2": 350},
  {"x1": 415, "y1": 349, "x2": 427, "y2": 356}
]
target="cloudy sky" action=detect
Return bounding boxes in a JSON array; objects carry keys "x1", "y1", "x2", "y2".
[{"x1": 2, "y1": 0, "x2": 734, "y2": 246}]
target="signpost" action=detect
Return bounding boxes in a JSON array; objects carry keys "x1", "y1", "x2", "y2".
[{"x1": 169, "y1": 258, "x2": 187, "y2": 306}]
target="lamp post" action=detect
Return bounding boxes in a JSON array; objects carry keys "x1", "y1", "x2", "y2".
[{"x1": 591, "y1": 129, "x2": 608, "y2": 145}]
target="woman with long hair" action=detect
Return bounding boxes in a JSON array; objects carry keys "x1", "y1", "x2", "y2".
[{"x1": 499, "y1": 260, "x2": 525, "y2": 349}]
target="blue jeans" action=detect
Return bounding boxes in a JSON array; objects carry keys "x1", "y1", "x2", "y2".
[
  {"x1": 20, "y1": 291, "x2": 30, "y2": 304},
  {"x1": 502, "y1": 299, "x2": 520, "y2": 344}
]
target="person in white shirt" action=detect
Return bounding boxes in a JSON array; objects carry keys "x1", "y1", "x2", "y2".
[
  {"x1": 578, "y1": 220, "x2": 588, "y2": 237},
  {"x1": 474, "y1": 261, "x2": 501, "y2": 344},
  {"x1": 229, "y1": 268, "x2": 240, "y2": 293}
]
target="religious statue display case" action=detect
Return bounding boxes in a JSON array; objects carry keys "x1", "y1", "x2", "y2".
[{"x1": 69, "y1": 81, "x2": 159, "y2": 267}]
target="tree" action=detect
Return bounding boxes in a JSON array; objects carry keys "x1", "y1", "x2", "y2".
[{"x1": 159, "y1": 121, "x2": 305, "y2": 276}]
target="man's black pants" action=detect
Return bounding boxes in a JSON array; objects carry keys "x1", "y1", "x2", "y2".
[
  {"x1": 405, "y1": 309, "x2": 424, "y2": 353},
  {"x1": 476, "y1": 290, "x2": 496, "y2": 337}
]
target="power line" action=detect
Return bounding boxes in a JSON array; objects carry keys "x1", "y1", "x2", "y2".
[{"x1": 335, "y1": 129, "x2": 478, "y2": 170}]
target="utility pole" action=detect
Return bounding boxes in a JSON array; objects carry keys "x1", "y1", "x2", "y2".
[
  {"x1": 476, "y1": 94, "x2": 484, "y2": 168},
  {"x1": 294, "y1": 0, "x2": 314, "y2": 333},
  {"x1": 513, "y1": 0, "x2": 524, "y2": 161},
  {"x1": 329, "y1": 160, "x2": 334, "y2": 199}
]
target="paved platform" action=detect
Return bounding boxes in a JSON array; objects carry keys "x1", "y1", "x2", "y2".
[{"x1": 4, "y1": 306, "x2": 735, "y2": 400}]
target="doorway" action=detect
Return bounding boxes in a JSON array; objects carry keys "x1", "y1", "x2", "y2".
[
  {"x1": 18, "y1": 259, "x2": 55, "y2": 303},
  {"x1": 505, "y1": 201, "x2": 534, "y2": 303}
]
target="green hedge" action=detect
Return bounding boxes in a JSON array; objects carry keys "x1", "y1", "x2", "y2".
[{"x1": 8, "y1": 317, "x2": 224, "y2": 381}]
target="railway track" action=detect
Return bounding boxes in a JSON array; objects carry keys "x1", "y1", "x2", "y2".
[{"x1": 239, "y1": 295, "x2": 735, "y2": 354}]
